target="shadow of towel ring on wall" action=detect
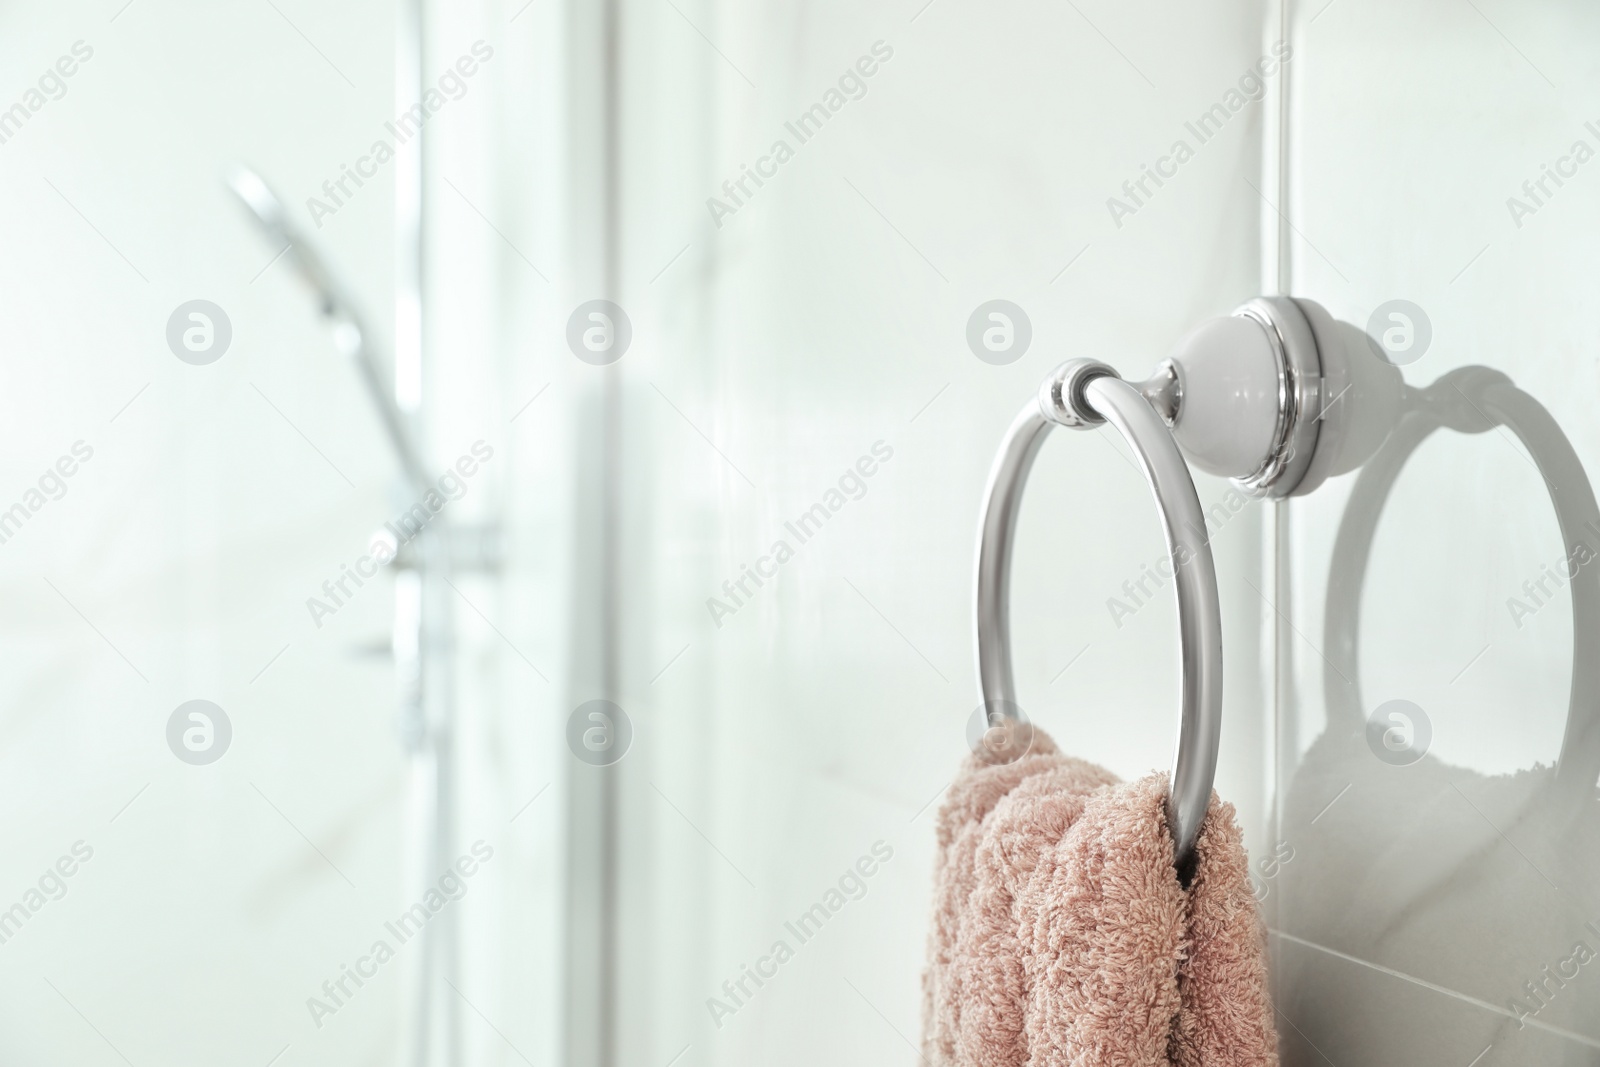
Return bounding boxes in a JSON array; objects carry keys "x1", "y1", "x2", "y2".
[
  {"x1": 1273, "y1": 365, "x2": 1600, "y2": 1067},
  {"x1": 973, "y1": 358, "x2": 1224, "y2": 879},
  {"x1": 1324, "y1": 364, "x2": 1600, "y2": 817}
]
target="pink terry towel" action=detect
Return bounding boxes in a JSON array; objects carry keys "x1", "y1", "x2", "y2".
[{"x1": 923, "y1": 725, "x2": 1277, "y2": 1067}]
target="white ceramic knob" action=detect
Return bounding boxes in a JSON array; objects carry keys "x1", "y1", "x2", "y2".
[
  {"x1": 1164, "y1": 314, "x2": 1283, "y2": 482},
  {"x1": 1159, "y1": 297, "x2": 1403, "y2": 498}
]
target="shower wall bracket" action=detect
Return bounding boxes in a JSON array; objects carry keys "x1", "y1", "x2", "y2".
[{"x1": 384, "y1": 522, "x2": 504, "y2": 574}]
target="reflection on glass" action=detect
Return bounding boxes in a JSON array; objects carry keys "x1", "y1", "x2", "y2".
[{"x1": 1278, "y1": 366, "x2": 1600, "y2": 1065}]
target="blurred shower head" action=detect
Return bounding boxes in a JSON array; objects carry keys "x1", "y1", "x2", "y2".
[
  {"x1": 226, "y1": 163, "x2": 432, "y2": 494},
  {"x1": 226, "y1": 165, "x2": 349, "y2": 318}
]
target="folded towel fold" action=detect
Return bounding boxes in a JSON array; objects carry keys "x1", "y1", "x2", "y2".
[{"x1": 924, "y1": 727, "x2": 1277, "y2": 1066}]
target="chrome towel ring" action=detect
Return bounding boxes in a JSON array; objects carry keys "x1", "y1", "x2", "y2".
[
  {"x1": 974, "y1": 358, "x2": 1224, "y2": 879},
  {"x1": 969, "y1": 296, "x2": 1415, "y2": 875}
]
